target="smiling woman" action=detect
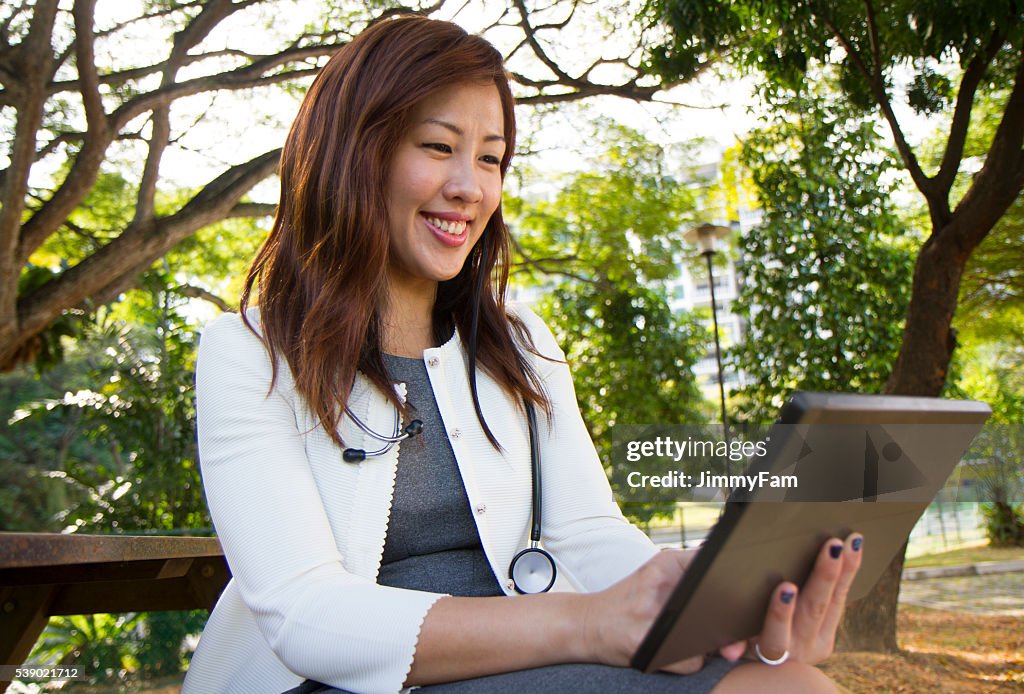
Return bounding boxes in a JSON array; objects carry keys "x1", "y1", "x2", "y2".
[
  {"x1": 384, "y1": 82, "x2": 506, "y2": 357},
  {"x1": 184, "y1": 15, "x2": 860, "y2": 694}
]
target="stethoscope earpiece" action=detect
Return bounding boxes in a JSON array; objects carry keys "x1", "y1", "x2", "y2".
[
  {"x1": 342, "y1": 408, "x2": 424, "y2": 463},
  {"x1": 342, "y1": 448, "x2": 367, "y2": 463}
]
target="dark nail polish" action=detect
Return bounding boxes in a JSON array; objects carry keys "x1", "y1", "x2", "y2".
[
  {"x1": 829, "y1": 544, "x2": 843, "y2": 559},
  {"x1": 781, "y1": 590, "x2": 795, "y2": 604},
  {"x1": 852, "y1": 537, "x2": 863, "y2": 552}
]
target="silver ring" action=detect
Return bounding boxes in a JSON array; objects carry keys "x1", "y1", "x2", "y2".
[{"x1": 755, "y1": 642, "x2": 790, "y2": 666}]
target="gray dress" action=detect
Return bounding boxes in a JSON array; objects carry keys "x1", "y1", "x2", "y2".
[{"x1": 285, "y1": 355, "x2": 740, "y2": 693}]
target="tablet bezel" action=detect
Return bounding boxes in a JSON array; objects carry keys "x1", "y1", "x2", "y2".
[{"x1": 629, "y1": 392, "x2": 991, "y2": 672}]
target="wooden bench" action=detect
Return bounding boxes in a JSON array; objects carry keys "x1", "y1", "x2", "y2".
[{"x1": 0, "y1": 532, "x2": 229, "y2": 688}]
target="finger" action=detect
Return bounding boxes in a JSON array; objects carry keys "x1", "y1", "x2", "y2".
[
  {"x1": 818, "y1": 533, "x2": 864, "y2": 639},
  {"x1": 718, "y1": 639, "x2": 747, "y2": 662},
  {"x1": 791, "y1": 538, "x2": 845, "y2": 648},
  {"x1": 755, "y1": 582, "x2": 797, "y2": 662},
  {"x1": 661, "y1": 655, "x2": 705, "y2": 675}
]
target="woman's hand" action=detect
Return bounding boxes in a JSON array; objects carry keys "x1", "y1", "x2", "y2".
[
  {"x1": 578, "y1": 548, "x2": 742, "y2": 674},
  {"x1": 750, "y1": 533, "x2": 864, "y2": 665},
  {"x1": 577, "y1": 533, "x2": 863, "y2": 674}
]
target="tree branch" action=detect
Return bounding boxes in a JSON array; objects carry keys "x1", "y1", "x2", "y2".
[
  {"x1": 815, "y1": 9, "x2": 933, "y2": 205},
  {"x1": 950, "y1": 51, "x2": 1024, "y2": 249},
  {"x1": 228, "y1": 202, "x2": 277, "y2": 218},
  {"x1": 46, "y1": 41, "x2": 335, "y2": 97},
  {"x1": 17, "y1": 59, "x2": 319, "y2": 261},
  {"x1": 934, "y1": 26, "x2": 1007, "y2": 199},
  {"x1": 71, "y1": 0, "x2": 107, "y2": 150},
  {"x1": 175, "y1": 283, "x2": 232, "y2": 312},
  {"x1": 513, "y1": 0, "x2": 576, "y2": 85},
  {"x1": 509, "y1": 235, "x2": 590, "y2": 283},
  {"x1": 0, "y1": 0, "x2": 58, "y2": 348},
  {"x1": 12, "y1": 0, "x2": 111, "y2": 267},
  {"x1": 862, "y1": 0, "x2": 882, "y2": 78},
  {"x1": 133, "y1": 0, "x2": 236, "y2": 225},
  {"x1": 14, "y1": 149, "x2": 281, "y2": 350}
]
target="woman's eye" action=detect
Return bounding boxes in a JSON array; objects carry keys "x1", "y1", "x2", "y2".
[
  {"x1": 423, "y1": 143, "x2": 452, "y2": 153},
  {"x1": 480, "y1": 154, "x2": 501, "y2": 165}
]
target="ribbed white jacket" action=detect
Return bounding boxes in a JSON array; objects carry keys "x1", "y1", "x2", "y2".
[{"x1": 182, "y1": 305, "x2": 658, "y2": 694}]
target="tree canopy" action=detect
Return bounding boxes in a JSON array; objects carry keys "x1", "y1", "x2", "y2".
[
  {"x1": 0, "y1": 0, "x2": 695, "y2": 370},
  {"x1": 731, "y1": 83, "x2": 915, "y2": 423},
  {"x1": 644, "y1": 0, "x2": 1024, "y2": 653},
  {"x1": 508, "y1": 122, "x2": 710, "y2": 522}
]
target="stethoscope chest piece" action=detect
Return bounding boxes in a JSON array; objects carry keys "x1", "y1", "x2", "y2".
[{"x1": 509, "y1": 545, "x2": 556, "y2": 594}]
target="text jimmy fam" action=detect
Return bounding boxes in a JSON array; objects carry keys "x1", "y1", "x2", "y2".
[{"x1": 626, "y1": 470, "x2": 798, "y2": 491}]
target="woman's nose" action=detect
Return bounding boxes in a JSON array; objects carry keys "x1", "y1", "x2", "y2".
[{"x1": 442, "y1": 158, "x2": 484, "y2": 204}]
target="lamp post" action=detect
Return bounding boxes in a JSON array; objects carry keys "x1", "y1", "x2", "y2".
[{"x1": 684, "y1": 223, "x2": 733, "y2": 472}]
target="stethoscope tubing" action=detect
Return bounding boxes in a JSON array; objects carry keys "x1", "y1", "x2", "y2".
[{"x1": 343, "y1": 393, "x2": 555, "y2": 593}]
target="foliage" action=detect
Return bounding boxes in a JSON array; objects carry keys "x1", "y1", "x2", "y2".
[
  {"x1": 7, "y1": 273, "x2": 209, "y2": 534},
  {"x1": 509, "y1": 122, "x2": 710, "y2": 523},
  {"x1": 27, "y1": 612, "x2": 141, "y2": 686},
  {"x1": 133, "y1": 610, "x2": 210, "y2": 680},
  {"x1": 21, "y1": 608, "x2": 208, "y2": 686},
  {"x1": 981, "y1": 500, "x2": 1024, "y2": 546},
  {"x1": 643, "y1": 0, "x2": 1024, "y2": 105},
  {"x1": 540, "y1": 284, "x2": 709, "y2": 523},
  {"x1": 731, "y1": 84, "x2": 914, "y2": 422},
  {"x1": 958, "y1": 354, "x2": 1024, "y2": 546}
]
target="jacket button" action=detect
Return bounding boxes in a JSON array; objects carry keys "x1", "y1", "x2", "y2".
[
  {"x1": 427, "y1": 356, "x2": 440, "y2": 367},
  {"x1": 506, "y1": 579, "x2": 515, "y2": 591},
  {"x1": 450, "y1": 428, "x2": 462, "y2": 440},
  {"x1": 475, "y1": 504, "x2": 487, "y2": 515}
]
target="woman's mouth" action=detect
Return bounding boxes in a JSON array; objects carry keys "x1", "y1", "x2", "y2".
[{"x1": 422, "y1": 214, "x2": 469, "y2": 247}]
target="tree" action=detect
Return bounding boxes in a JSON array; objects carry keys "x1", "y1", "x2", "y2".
[
  {"x1": 509, "y1": 122, "x2": 710, "y2": 524},
  {"x1": 644, "y1": 0, "x2": 1024, "y2": 651},
  {"x1": 731, "y1": 84, "x2": 914, "y2": 423},
  {"x1": 0, "y1": 0, "x2": 697, "y2": 370}
]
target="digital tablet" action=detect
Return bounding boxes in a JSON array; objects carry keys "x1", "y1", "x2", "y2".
[{"x1": 630, "y1": 392, "x2": 991, "y2": 672}]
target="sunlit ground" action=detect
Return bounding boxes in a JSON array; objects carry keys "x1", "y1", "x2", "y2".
[{"x1": 822, "y1": 605, "x2": 1024, "y2": 693}]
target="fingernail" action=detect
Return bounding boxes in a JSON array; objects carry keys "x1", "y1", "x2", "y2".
[
  {"x1": 781, "y1": 590, "x2": 795, "y2": 604},
  {"x1": 829, "y1": 544, "x2": 843, "y2": 559},
  {"x1": 852, "y1": 537, "x2": 863, "y2": 552}
]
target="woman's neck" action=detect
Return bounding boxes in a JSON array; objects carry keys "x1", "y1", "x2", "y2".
[{"x1": 382, "y1": 275, "x2": 438, "y2": 358}]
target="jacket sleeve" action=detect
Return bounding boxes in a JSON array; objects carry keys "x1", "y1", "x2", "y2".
[
  {"x1": 510, "y1": 305, "x2": 659, "y2": 592},
  {"x1": 196, "y1": 313, "x2": 444, "y2": 694}
]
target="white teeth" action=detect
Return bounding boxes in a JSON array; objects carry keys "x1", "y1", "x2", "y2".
[{"x1": 426, "y1": 215, "x2": 466, "y2": 235}]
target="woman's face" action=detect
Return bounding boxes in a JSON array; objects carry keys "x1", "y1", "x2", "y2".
[{"x1": 385, "y1": 81, "x2": 505, "y2": 290}]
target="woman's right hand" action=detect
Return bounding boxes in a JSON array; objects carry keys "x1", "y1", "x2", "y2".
[
  {"x1": 577, "y1": 535, "x2": 862, "y2": 675},
  {"x1": 578, "y1": 548, "x2": 717, "y2": 674}
]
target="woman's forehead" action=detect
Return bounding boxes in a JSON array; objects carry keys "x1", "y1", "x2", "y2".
[{"x1": 408, "y1": 83, "x2": 505, "y2": 137}]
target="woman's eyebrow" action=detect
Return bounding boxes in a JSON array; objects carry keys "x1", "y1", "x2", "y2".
[{"x1": 422, "y1": 117, "x2": 505, "y2": 143}]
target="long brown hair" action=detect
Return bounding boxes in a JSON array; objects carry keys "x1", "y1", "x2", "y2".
[{"x1": 240, "y1": 15, "x2": 548, "y2": 448}]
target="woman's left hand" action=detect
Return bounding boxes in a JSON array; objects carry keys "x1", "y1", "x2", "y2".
[{"x1": 742, "y1": 533, "x2": 864, "y2": 665}]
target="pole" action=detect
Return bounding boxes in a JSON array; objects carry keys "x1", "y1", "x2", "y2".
[{"x1": 705, "y1": 250, "x2": 731, "y2": 476}]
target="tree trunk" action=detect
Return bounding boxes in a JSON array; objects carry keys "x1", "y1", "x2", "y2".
[
  {"x1": 838, "y1": 540, "x2": 905, "y2": 651},
  {"x1": 837, "y1": 223, "x2": 970, "y2": 652}
]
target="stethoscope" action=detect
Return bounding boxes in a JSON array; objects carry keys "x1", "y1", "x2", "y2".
[{"x1": 342, "y1": 399, "x2": 557, "y2": 594}]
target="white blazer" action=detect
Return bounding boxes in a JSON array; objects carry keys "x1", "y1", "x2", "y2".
[{"x1": 182, "y1": 305, "x2": 658, "y2": 694}]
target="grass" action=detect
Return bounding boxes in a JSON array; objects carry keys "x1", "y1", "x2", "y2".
[{"x1": 905, "y1": 544, "x2": 1024, "y2": 569}]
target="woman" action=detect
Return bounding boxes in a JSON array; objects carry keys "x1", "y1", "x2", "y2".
[{"x1": 184, "y1": 16, "x2": 862, "y2": 694}]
